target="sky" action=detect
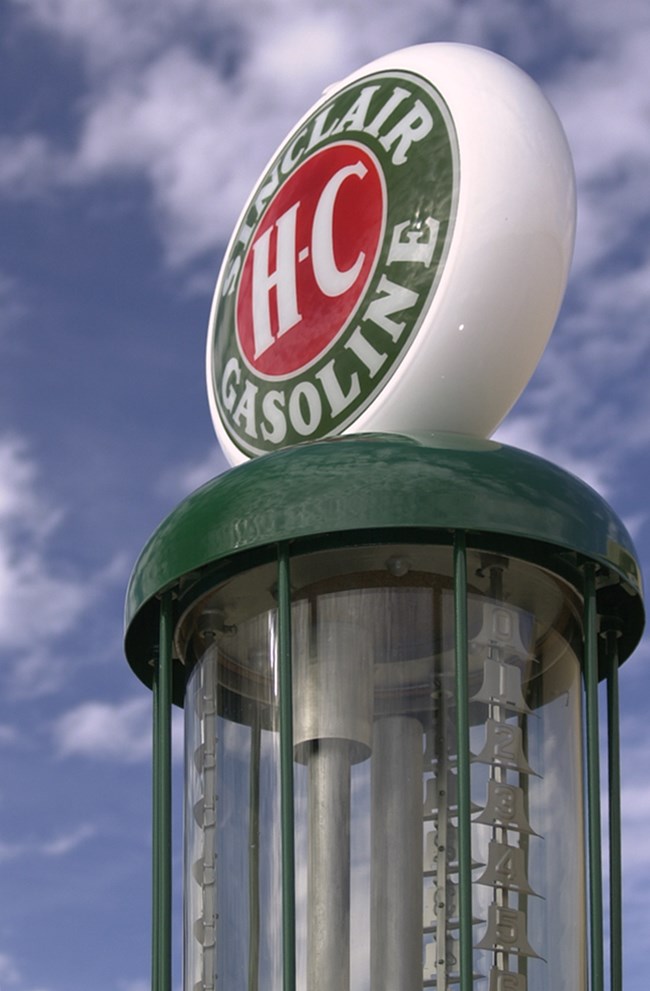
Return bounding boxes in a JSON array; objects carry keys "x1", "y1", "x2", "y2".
[{"x1": 0, "y1": 1, "x2": 649, "y2": 989}]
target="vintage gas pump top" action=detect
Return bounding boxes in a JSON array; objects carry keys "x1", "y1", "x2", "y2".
[{"x1": 124, "y1": 431, "x2": 643, "y2": 705}]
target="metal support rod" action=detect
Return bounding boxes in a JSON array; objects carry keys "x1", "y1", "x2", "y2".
[
  {"x1": 152, "y1": 591, "x2": 173, "y2": 991},
  {"x1": 371, "y1": 715, "x2": 422, "y2": 991},
  {"x1": 277, "y1": 544, "x2": 296, "y2": 991},
  {"x1": 432, "y1": 696, "x2": 451, "y2": 991},
  {"x1": 248, "y1": 716, "x2": 261, "y2": 991},
  {"x1": 605, "y1": 631, "x2": 622, "y2": 991},
  {"x1": 453, "y1": 531, "x2": 473, "y2": 991},
  {"x1": 584, "y1": 564, "x2": 604, "y2": 991},
  {"x1": 307, "y1": 740, "x2": 352, "y2": 991}
]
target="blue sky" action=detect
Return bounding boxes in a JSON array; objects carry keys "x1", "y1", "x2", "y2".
[{"x1": 1, "y1": 1, "x2": 649, "y2": 989}]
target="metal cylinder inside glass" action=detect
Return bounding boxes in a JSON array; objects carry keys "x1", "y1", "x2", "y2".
[{"x1": 177, "y1": 542, "x2": 585, "y2": 991}]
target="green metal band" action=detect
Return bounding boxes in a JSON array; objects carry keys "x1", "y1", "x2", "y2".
[
  {"x1": 584, "y1": 565, "x2": 604, "y2": 991},
  {"x1": 453, "y1": 531, "x2": 473, "y2": 991},
  {"x1": 125, "y1": 434, "x2": 644, "y2": 698},
  {"x1": 606, "y1": 631, "x2": 622, "y2": 991},
  {"x1": 277, "y1": 545, "x2": 296, "y2": 991},
  {"x1": 152, "y1": 592, "x2": 173, "y2": 991}
]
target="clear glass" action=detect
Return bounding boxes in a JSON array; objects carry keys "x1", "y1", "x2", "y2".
[
  {"x1": 182, "y1": 560, "x2": 283, "y2": 991},
  {"x1": 180, "y1": 544, "x2": 586, "y2": 991}
]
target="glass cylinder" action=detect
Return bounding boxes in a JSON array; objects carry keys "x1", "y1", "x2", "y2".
[{"x1": 178, "y1": 542, "x2": 586, "y2": 991}]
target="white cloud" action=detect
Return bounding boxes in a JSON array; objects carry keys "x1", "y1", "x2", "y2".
[
  {"x1": 547, "y1": 27, "x2": 650, "y2": 277},
  {"x1": 69, "y1": 46, "x2": 247, "y2": 265},
  {"x1": 245, "y1": 8, "x2": 354, "y2": 98},
  {"x1": 0, "y1": 435, "x2": 59, "y2": 533},
  {"x1": 41, "y1": 822, "x2": 96, "y2": 856},
  {"x1": 156, "y1": 444, "x2": 230, "y2": 500},
  {"x1": 0, "y1": 273, "x2": 28, "y2": 332},
  {"x1": 53, "y1": 696, "x2": 152, "y2": 761},
  {"x1": 0, "y1": 950, "x2": 50, "y2": 991},
  {"x1": 0, "y1": 436, "x2": 125, "y2": 696},
  {"x1": 0, "y1": 135, "x2": 54, "y2": 199},
  {"x1": 0, "y1": 952, "x2": 21, "y2": 985},
  {"x1": 0, "y1": 724, "x2": 18, "y2": 745},
  {"x1": 0, "y1": 438, "x2": 85, "y2": 645},
  {"x1": 53, "y1": 695, "x2": 184, "y2": 763},
  {"x1": 0, "y1": 823, "x2": 95, "y2": 863},
  {"x1": 118, "y1": 981, "x2": 150, "y2": 991},
  {"x1": 13, "y1": 0, "x2": 186, "y2": 69}
]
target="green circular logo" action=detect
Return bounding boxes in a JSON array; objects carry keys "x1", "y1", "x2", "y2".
[{"x1": 208, "y1": 69, "x2": 459, "y2": 457}]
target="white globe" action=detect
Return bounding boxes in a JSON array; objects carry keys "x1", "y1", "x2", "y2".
[{"x1": 207, "y1": 43, "x2": 576, "y2": 464}]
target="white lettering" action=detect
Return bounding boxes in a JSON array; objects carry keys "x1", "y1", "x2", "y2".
[
  {"x1": 235, "y1": 217, "x2": 255, "y2": 249},
  {"x1": 232, "y1": 379, "x2": 259, "y2": 438},
  {"x1": 260, "y1": 390, "x2": 287, "y2": 444},
  {"x1": 221, "y1": 255, "x2": 241, "y2": 297},
  {"x1": 363, "y1": 274, "x2": 419, "y2": 342},
  {"x1": 344, "y1": 326, "x2": 388, "y2": 377},
  {"x1": 379, "y1": 99, "x2": 434, "y2": 165},
  {"x1": 311, "y1": 161, "x2": 368, "y2": 297},
  {"x1": 387, "y1": 217, "x2": 440, "y2": 266},
  {"x1": 306, "y1": 106, "x2": 340, "y2": 152},
  {"x1": 281, "y1": 127, "x2": 309, "y2": 174},
  {"x1": 289, "y1": 382, "x2": 321, "y2": 436},
  {"x1": 252, "y1": 165, "x2": 280, "y2": 222},
  {"x1": 315, "y1": 359, "x2": 361, "y2": 416},
  {"x1": 221, "y1": 357, "x2": 241, "y2": 412},
  {"x1": 364, "y1": 86, "x2": 411, "y2": 138},
  {"x1": 251, "y1": 202, "x2": 302, "y2": 359},
  {"x1": 332, "y1": 85, "x2": 380, "y2": 134}
]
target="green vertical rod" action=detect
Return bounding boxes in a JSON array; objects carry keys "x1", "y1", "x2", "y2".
[
  {"x1": 584, "y1": 565, "x2": 604, "y2": 991},
  {"x1": 605, "y1": 631, "x2": 622, "y2": 991},
  {"x1": 152, "y1": 591, "x2": 173, "y2": 991},
  {"x1": 453, "y1": 531, "x2": 473, "y2": 990},
  {"x1": 277, "y1": 544, "x2": 296, "y2": 991}
]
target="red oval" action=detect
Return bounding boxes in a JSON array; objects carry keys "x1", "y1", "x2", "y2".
[{"x1": 236, "y1": 143, "x2": 385, "y2": 377}]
